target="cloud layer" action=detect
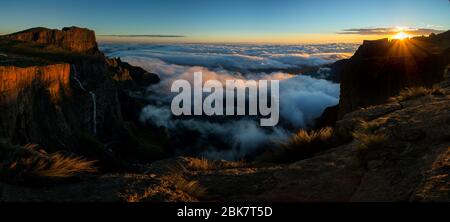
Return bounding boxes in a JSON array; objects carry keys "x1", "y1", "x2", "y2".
[
  {"x1": 102, "y1": 43, "x2": 357, "y2": 73},
  {"x1": 338, "y1": 27, "x2": 444, "y2": 36},
  {"x1": 102, "y1": 43, "x2": 350, "y2": 160}
]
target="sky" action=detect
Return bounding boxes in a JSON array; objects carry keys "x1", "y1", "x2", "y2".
[{"x1": 0, "y1": 0, "x2": 449, "y2": 43}]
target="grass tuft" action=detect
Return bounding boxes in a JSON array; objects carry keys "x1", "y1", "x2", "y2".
[
  {"x1": 389, "y1": 86, "x2": 445, "y2": 102},
  {"x1": 258, "y1": 127, "x2": 335, "y2": 163},
  {"x1": 0, "y1": 143, "x2": 97, "y2": 184},
  {"x1": 352, "y1": 132, "x2": 388, "y2": 167},
  {"x1": 171, "y1": 175, "x2": 208, "y2": 199},
  {"x1": 186, "y1": 157, "x2": 216, "y2": 171}
]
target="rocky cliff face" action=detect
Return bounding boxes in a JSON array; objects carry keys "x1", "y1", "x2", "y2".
[
  {"x1": 0, "y1": 27, "x2": 169, "y2": 166},
  {"x1": 337, "y1": 33, "x2": 450, "y2": 118},
  {"x1": 0, "y1": 59, "x2": 125, "y2": 156},
  {"x1": 6, "y1": 27, "x2": 98, "y2": 54},
  {"x1": 0, "y1": 64, "x2": 73, "y2": 148}
]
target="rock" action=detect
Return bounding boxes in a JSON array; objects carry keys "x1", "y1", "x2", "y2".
[
  {"x1": 0, "y1": 27, "x2": 168, "y2": 166},
  {"x1": 314, "y1": 105, "x2": 339, "y2": 128},
  {"x1": 338, "y1": 32, "x2": 450, "y2": 118},
  {"x1": 107, "y1": 57, "x2": 160, "y2": 87},
  {"x1": 0, "y1": 64, "x2": 74, "y2": 148},
  {"x1": 5, "y1": 27, "x2": 99, "y2": 53}
]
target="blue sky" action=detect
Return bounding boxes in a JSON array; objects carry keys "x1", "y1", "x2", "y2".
[{"x1": 0, "y1": 0, "x2": 449, "y2": 43}]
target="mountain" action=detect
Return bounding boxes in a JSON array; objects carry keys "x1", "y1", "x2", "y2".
[
  {"x1": 315, "y1": 31, "x2": 450, "y2": 128},
  {"x1": 5, "y1": 27, "x2": 99, "y2": 54},
  {"x1": 0, "y1": 27, "x2": 169, "y2": 169},
  {"x1": 338, "y1": 32, "x2": 450, "y2": 118}
]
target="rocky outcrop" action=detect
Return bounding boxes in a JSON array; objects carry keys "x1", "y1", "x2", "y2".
[
  {"x1": 314, "y1": 105, "x2": 339, "y2": 128},
  {"x1": 0, "y1": 27, "x2": 169, "y2": 167},
  {"x1": 5, "y1": 27, "x2": 98, "y2": 54},
  {"x1": 106, "y1": 57, "x2": 160, "y2": 87},
  {"x1": 337, "y1": 32, "x2": 450, "y2": 118}
]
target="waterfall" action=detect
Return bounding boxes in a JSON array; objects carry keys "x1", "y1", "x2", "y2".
[
  {"x1": 89, "y1": 91, "x2": 97, "y2": 135},
  {"x1": 71, "y1": 64, "x2": 97, "y2": 135}
]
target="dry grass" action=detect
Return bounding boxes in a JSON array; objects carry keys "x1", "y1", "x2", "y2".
[
  {"x1": 123, "y1": 176, "x2": 207, "y2": 202},
  {"x1": 171, "y1": 175, "x2": 208, "y2": 199},
  {"x1": 389, "y1": 86, "x2": 445, "y2": 102},
  {"x1": 18, "y1": 153, "x2": 97, "y2": 178},
  {"x1": 0, "y1": 143, "x2": 97, "y2": 183},
  {"x1": 258, "y1": 127, "x2": 335, "y2": 163},
  {"x1": 358, "y1": 120, "x2": 382, "y2": 133},
  {"x1": 290, "y1": 127, "x2": 334, "y2": 145},
  {"x1": 185, "y1": 157, "x2": 245, "y2": 171},
  {"x1": 124, "y1": 193, "x2": 142, "y2": 203},
  {"x1": 352, "y1": 131, "x2": 388, "y2": 167},
  {"x1": 186, "y1": 157, "x2": 216, "y2": 171},
  {"x1": 352, "y1": 132, "x2": 388, "y2": 151}
]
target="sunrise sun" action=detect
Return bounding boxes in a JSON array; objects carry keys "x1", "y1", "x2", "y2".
[{"x1": 393, "y1": 31, "x2": 411, "y2": 40}]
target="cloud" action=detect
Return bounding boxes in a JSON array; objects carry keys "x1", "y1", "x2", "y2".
[
  {"x1": 99, "y1": 35, "x2": 185, "y2": 38},
  {"x1": 102, "y1": 43, "x2": 344, "y2": 160},
  {"x1": 338, "y1": 27, "x2": 444, "y2": 36},
  {"x1": 101, "y1": 43, "x2": 357, "y2": 73}
]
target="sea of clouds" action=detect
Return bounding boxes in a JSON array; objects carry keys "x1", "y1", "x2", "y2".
[{"x1": 101, "y1": 43, "x2": 358, "y2": 159}]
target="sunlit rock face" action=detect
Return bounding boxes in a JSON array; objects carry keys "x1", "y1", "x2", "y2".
[
  {"x1": 0, "y1": 64, "x2": 71, "y2": 103},
  {"x1": 0, "y1": 64, "x2": 74, "y2": 147},
  {"x1": 5, "y1": 27, "x2": 98, "y2": 53},
  {"x1": 338, "y1": 31, "x2": 450, "y2": 118},
  {"x1": 0, "y1": 26, "x2": 169, "y2": 164}
]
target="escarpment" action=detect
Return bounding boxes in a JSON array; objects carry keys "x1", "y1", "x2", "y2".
[
  {"x1": 0, "y1": 27, "x2": 169, "y2": 166},
  {"x1": 6, "y1": 27, "x2": 98, "y2": 54},
  {"x1": 0, "y1": 64, "x2": 73, "y2": 147}
]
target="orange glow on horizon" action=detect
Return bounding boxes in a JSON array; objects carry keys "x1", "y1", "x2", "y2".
[
  {"x1": 97, "y1": 33, "x2": 392, "y2": 44},
  {"x1": 392, "y1": 31, "x2": 412, "y2": 40}
]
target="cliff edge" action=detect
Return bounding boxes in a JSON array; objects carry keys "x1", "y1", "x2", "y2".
[
  {"x1": 337, "y1": 32, "x2": 450, "y2": 118},
  {"x1": 5, "y1": 27, "x2": 98, "y2": 54}
]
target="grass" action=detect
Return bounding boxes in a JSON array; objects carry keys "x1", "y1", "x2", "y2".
[
  {"x1": 352, "y1": 132, "x2": 388, "y2": 151},
  {"x1": 0, "y1": 143, "x2": 97, "y2": 184},
  {"x1": 186, "y1": 157, "x2": 216, "y2": 171},
  {"x1": 352, "y1": 132, "x2": 388, "y2": 167},
  {"x1": 171, "y1": 175, "x2": 208, "y2": 199},
  {"x1": 124, "y1": 174, "x2": 207, "y2": 202},
  {"x1": 389, "y1": 86, "x2": 445, "y2": 102},
  {"x1": 258, "y1": 127, "x2": 335, "y2": 163},
  {"x1": 358, "y1": 120, "x2": 382, "y2": 133},
  {"x1": 24, "y1": 153, "x2": 96, "y2": 178}
]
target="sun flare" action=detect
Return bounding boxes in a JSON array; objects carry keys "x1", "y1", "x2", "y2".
[{"x1": 393, "y1": 31, "x2": 411, "y2": 40}]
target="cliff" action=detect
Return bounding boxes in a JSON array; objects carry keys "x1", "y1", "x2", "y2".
[
  {"x1": 5, "y1": 27, "x2": 98, "y2": 54},
  {"x1": 0, "y1": 64, "x2": 73, "y2": 146},
  {"x1": 0, "y1": 27, "x2": 169, "y2": 168},
  {"x1": 337, "y1": 31, "x2": 450, "y2": 118}
]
